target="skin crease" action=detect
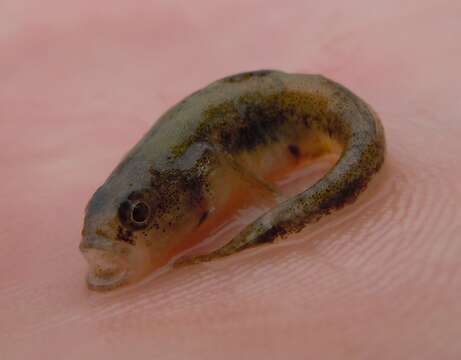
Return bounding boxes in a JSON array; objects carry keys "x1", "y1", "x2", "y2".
[{"x1": 1, "y1": 0, "x2": 461, "y2": 359}]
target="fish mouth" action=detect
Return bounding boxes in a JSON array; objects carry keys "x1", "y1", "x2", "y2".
[{"x1": 80, "y1": 237, "x2": 129, "y2": 291}]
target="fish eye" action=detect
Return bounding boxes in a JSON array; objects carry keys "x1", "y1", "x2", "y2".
[
  {"x1": 118, "y1": 198, "x2": 151, "y2": 229},
  {"x1": 131, "y1": 201, "x2": 150, "y2": 225}
]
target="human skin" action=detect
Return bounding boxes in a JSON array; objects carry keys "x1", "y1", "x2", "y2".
[{"x1": 1, "y1": 0, "x2": 461, "y2": 359}]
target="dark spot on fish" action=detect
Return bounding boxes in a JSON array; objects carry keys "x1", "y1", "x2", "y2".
[
  {"x1": 254, "y1": 224, "x2": 288, "y2": 245},
  {"x1": 211, "y1": 93, "x2": 286, "y2": 152},
  {"x1": 288, "y1": 144, "x2": 301, "y2": 159},
  {"x1": 118, "y1": 200, "x2": 131, "y2": 225},
  {"x1": 319, "y1": 176, "x2": 368, "y2": 212},
  {"x1": 198, "y1": 210, "x2": 209, "y2": 226},
  {"x1": 302, "y1": 116, "x2": 309, "y2": 127},
  {"x1": 116, "y1": 226, "x2": 134, "y2": 245}
]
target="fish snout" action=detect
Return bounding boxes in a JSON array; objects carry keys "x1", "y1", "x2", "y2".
[{"x1": 80, "y1": 235, "x2": 129, "y2": 290}]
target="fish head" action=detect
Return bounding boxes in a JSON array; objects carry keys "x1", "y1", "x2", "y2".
[{"x1": 79, "y1": 152, "x2": 176, "y2": 291}]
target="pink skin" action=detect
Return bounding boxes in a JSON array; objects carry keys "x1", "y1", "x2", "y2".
[{"x1": 1, "y1": 0, "x2": 461, "y2": 359}]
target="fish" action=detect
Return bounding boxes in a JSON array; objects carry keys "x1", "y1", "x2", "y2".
[{"x1": 80, "y1": 70, "x2": 386, "y2": 291}]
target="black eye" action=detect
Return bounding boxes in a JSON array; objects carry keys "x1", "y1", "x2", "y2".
[
  {"x1": 131, "y1": 201, "x2": 150, "y2": 224},
  {"x1": 118, "y1": 198, "x2": 151, "y2": 229}
]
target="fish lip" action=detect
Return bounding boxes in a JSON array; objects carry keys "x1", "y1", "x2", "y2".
[
  {"x1": 80, "y1": 236, "x2": 130, "y2": 291},
  {"x1": 86, "y1": 265, "x2": 129, "y2": 291}
]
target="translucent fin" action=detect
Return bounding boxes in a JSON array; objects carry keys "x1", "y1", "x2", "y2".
[{"x1": 219, "y1": 151, "x2": 285, "y2": 202}]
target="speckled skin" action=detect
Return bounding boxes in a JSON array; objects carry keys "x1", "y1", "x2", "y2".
[{"x1": 80, "y1": 70, "x2": 385, "y2": 289}]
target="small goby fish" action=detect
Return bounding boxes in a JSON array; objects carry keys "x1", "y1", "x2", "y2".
[{"x1": 80, "y1": 70, "x2": 385, "y2": 290}]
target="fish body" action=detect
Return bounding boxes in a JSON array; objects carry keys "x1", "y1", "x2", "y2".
[{"x1": 80, "y1": 70, "x2": 385, "y2": 290}]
